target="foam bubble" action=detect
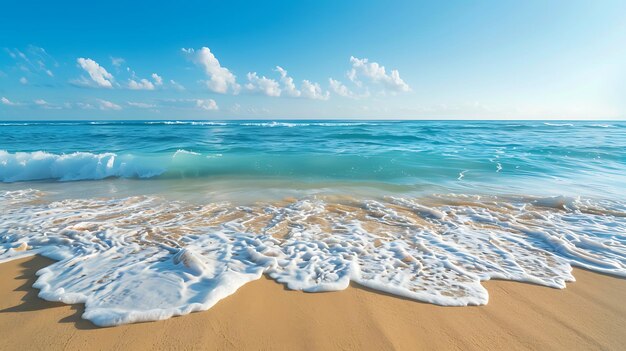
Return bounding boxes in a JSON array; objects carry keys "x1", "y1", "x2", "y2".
[{"x1": 1, "y1": 190, "x2": 625, "y2": 326}]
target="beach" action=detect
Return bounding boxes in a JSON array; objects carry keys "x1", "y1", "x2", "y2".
[{"x1": 1, "y1": 255, "x2": 625, "y2": 350}]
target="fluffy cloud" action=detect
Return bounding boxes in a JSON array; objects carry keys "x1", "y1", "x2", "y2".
[
  {"x1": 183, "y1": 47, "x2": 240, "y2": 94},
  {"x1": 128, "y1": 78, "x2": 155, "y2": 90},
  {"x1": 19, "y1": 77, "x2": 28, "y2": 85},
  {"x1": 348, "y1": 56, "x2": 410, "y2": 92},
  {"x1": 301, "y1": 80, "x2": 329, "y2": 100},
  {"x1": 34, "y1": 99, "x2": 47, "y2": 106},
  {"x1": 275, "y1": 66, "x2": 301, "y2": 97},
  {"x1": 328, "y1": 78, "x2": 356, "y2": 98},
  {"x1": 77, "y1": 58, "x2": 114, "y2": 88},
  {"x1": 1, "y1": 97, "x2": 16, "y2": 105},
  {"x1": 151, "y1": 73, "x2": 163, "y2": 86},
  {"x1": 97, "y1": 99, "x2": 122, "y2": 110},
  {"x1": 196, "y1": 99, "x2": 219, "y2": 110},
  {"x1": 245, "y1": 72, "x2": 281, "y2": 97}
]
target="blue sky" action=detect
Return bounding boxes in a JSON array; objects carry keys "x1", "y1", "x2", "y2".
[{"x1": 1, "y1": 0, "x2": 625, "y2": 120}]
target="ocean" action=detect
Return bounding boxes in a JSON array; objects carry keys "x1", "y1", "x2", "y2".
[{"x1": 1, "y1": 120, "x2": 625, "y2": 326}]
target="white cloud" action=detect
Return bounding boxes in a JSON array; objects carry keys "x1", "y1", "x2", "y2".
[
  {"x1": 77, "y1": 58, "x2": 114, "y2": 88},
  {"x1": 1, "y1": 97, "x2": 16, "y2": 106},
  {"x1": 19, "y1": 77, "x2": 28, "y2": 85},
  {"x1": 127, "y1": 102, "x2": 156, "y2": 108},
  {"x1": 301, "y1": 80, "x2": 329, "y2": 100},
  {"x1": 111, "y1": 57, "x2": 125, "y2": 67},
  {"x1": 183, "y1": 47, "x2": 240, "y2": 94},
  {"x1": 128, "y1": 78, "x2": 155, "y2": 90},
  {"x1": 196, "y1": 99, "x2": 219, "y2": 110},
  {"x1": 275, "y1": 66, "x2": 301, "y2": 97},
  {"x1": 170, "y1": 79, "x2": 185, "y2": 91},
  {"x1": 76, "y1": 102, "x2": 95, "y2": 109},
  {"x1": 348, "y1": 56, "x2": 410, "y2": 92},
  {"x1": 151, "y1": 73, "x2": 163, "y2": 86},
  {"x1": 33, "y1": 99, "x2": 62, "y2": 109},
  {"x1": 7, "y1": 46, "x2": 56, "y2": 77},
  {"x1": 329, "y1": 78, "x2": 356, "y2": 98},
  {"x1": 97, "y1": 99, "x2": 122, "y2": 110},
  {"x1": 245, "y1": 72, "x2": 281, "y2": 97}
]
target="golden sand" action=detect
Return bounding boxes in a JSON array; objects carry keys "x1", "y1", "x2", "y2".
[{"x1": 0, "y1": 256, "x2": 625, "y2": 350}]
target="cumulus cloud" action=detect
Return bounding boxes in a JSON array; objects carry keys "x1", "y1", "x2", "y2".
[
  {"x1": 77, "y1": 58, "x2": 114, "y2": 88},
  {"x1": 19, "y1": 77, "x2": 28, "y2": 85},
  {"x1": 34, "y1": 99, "x2": 47, "y2": 106},
  {"x1": 183, "y1": 47, "x2": 240, "y2": 94},
  {"x1": 245, "y1": 72, "x2": 281, "y2": 97},
  {"x1": 301, "y1": 80, "x2": 329, "y2": 100},
  {"x1": 128, "y1": 78, "x2": 155, "y2": 90},
  {"x1": 1, "y1": 97, "x2": 16, "y2": 106},
  {"x1": 151, "y1": 73, "x2": 163, "y2": 86},
  {"x1": 196, "y1": 99, "x2": 219, "y2": 110},
  {"x1": 275, "y1": 66, "x2": 301, "y2": 97},
  {"x1": 348, "y1": 56, "x2": 410, "y2": 92},
  {"x1": 328, "y1": 78, "x2": 356, "y2": 98},
  {"x1": 97, "y1": 99, "x2": 122, "y2": 110}
]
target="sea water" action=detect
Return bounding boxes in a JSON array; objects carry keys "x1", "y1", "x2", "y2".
[{"x1": 1, "y1": 120, "x2": 625, "y2": 326}]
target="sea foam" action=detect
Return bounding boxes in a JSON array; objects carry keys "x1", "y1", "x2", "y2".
[{"x1": 1, "y1": 190, "x2": 625, "y2": 326}]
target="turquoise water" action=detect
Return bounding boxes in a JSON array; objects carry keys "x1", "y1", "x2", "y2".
[
  {"x1": 1, "y1": 120, "x2": 626, "y2": 326},
  {"x1": 1, "y1": 120, "x2": 625, "y2": 200}
]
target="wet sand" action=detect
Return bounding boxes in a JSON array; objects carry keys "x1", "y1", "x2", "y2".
[{"x1": 0, "y1": 255, "x2": 625, "y2": 350}]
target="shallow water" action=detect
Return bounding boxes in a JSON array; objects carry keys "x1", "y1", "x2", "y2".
[{"x1": 1, "y1": 120, "x2": 625, "y2": 326}]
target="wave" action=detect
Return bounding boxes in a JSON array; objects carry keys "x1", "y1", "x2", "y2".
[
  {"x1": 0, "y1": 150, "x2": 165, "y2": 182},
  {"x1": 1, "y1": 191, "x2": 625, "y2": 326}
]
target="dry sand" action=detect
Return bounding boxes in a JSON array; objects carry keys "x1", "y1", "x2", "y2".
[{"x1": 0, "y1": 256, "x2": 625, "y2": 350}]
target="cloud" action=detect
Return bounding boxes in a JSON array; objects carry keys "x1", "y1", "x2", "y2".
[
  {"x1": 127, "y1": 101, "x2": 156, "y2": 108},
  {"x1": 111, "y1": 57, "x2": 125, "y2": 67},
  {"x1": 76, "y1": 102, "x2": 95, "y2": 110},
  {"x1": 170, "y1": 80, "x2": 185, "y2": 91},
  {"x1": 1, "y1": 97, "x2": 16, "y2": 106},
  {"x1": 301, "y1": 80, "x2": 329, "y2": 100},
  {"x1": 151, "y1": 73, "x2": 163, "y2": 86},
  {"x1": 183, "y1": 47, "x2": 240, "y2": 94},
  {"x1": 128, "y1": 78, "x2": 155, "y2": 90},
  {"x1": 275, "y1": 66, "x2": 301, "y2": 97},
  {"x1": 196, "y1": 99, "x2": 219, "y2": 110},
  {"x1": 348, "y1": 56, "x2": 410, "y2": 92},
  {"x1": 329, "y1": 78, "x2": 356, "y2": 98},
  {"x1": 97, "y1": 99, "x2": 122, "y2": 110},
  {"x1": 245, "y1": 72, "x2": 281, "y2": 97},
  {"x1": 33, "y1": 99, "x2": 62, "y2": 109},
  {"x1": 19, "y1": 77, "x2": 28, "y2": 85},
  {"x1": 77, "y1": 58, "x2": 114, "y2": 88},
  {"x1": 6, "y1": 46, "x2": 57, "y2": 77}
]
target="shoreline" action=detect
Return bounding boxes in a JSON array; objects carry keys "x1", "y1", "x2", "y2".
[{"x1": 0, "y1": 256, "x2": 625, "y2": 350}]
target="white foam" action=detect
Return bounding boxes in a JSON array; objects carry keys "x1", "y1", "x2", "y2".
[
  {"x1": 0, "y1": 150, "x2": 165, "y2": 182},
  {"x1": 1, "y1": 190, "x2": 625, "y2": 326}
]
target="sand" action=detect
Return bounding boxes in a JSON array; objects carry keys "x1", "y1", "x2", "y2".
[{"x1": 0, "y1": 256, "x2": 625, "y2": 350}]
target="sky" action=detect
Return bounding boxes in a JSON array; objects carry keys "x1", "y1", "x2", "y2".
[{"x1": 0, "y1": 0, "x2": 625, "y2": 120}]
